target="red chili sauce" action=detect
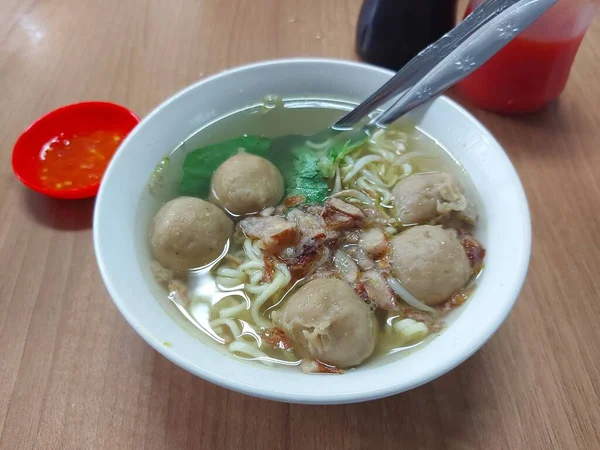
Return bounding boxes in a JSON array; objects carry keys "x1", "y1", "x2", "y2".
[
  {"x1": 455, "y1": 7, "x2": 586, "y2": 113},
  {"x1": 39, "y1": 130, "x2": 124, "y2": 190}
]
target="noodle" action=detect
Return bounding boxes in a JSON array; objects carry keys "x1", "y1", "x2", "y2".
[
  {"x1": 249, "y1": 271, "x2": 264, "y2": 285},
  {"x1": 238, "y1": 260, "x2": 264, "y2": 271},
  {"x1": 216, "y1": 267, "x2": 247, "y2": 278},
  {"x1": 246, "y1": 284, "x2": 269, "y2": 295},
  {"x1": 215, "y1": 276, "x2": 244, "y2": 288},
  {"x1": 393, "y1": 151, "x2": 433, "y2": 166},
  {"x1": 370, "y1": 128, "x2": 409, "y2": 154},
  {"x1": 332, "y1": 165, "x2": 342, "y2": 193},
  {"x1": 210, "y1": 318, "x2": 242, "y2": 339},
  {"x1": 362, "y1": 168, "x2": 391, "y2": 187},
  {"x1": 251, "y1": 240, "x2": 264, "y2": 257},
  {"x1": 219, "y1": 300, "x2": 249, "y2": 318},
  {"x1": 331, "y1": 189, "x2": 375, "y2": 205},
  {"x1": 332, "y1": 129, "x2": 438, "y2": 216},
  {"x1": 356, "y1": 177, "x2": 393, "y2": 205},
  {"x1": 228, "y1": 340, "x2": 274, "y2": 364},
  {"x1": 342, "y1": 155, "x2": 382, "y2": 182},
  {"x1": 212, "y1": 245, "x2": 293, "y2": 357},
  {"x1": 250, "y1": 266, "x2": 291, "y2": 329},
  {"x1": 369, "y1": 147, "x2": 397, "y2": 162}
]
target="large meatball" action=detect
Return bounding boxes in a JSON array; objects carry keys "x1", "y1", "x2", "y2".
[
  {"x1": 273, "y1": 278, "x2": 376, "y2": 368},
  {"x1": 150, "y1": 197, "x2": 233, "y2": 271},
  {"x1": 392, "y1": 172, "x2": 469, "y2": 224},
  {"x1": 390, "y1": 225, "x2": 471, "y2": 305},
  {"x1": 210, "y1": 153, "x2": 284, "y2": 215}
]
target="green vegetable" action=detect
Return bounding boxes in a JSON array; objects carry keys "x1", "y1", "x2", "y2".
[
  {"x1": 177, "y1": 133, "x2": 367, "y2": 205},
  {"x1": 317, "y1": 157, "x2": 335, "y2": 179},
  {"x1": 319, "y1": 137, "x2": 368, "y2": 178},
  {"x1": 330, "y1": 137, "x2": 368, "y2": 165},
  {"x1": 178, "y1": 136, "x2": 271, "y2": 197},
  {"x1": 281, "y1": 146, "x2": 330, "y2": 205}
]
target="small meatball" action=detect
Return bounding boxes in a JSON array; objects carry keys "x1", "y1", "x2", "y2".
[
  {"x1": 392, "y1": 172, "x2": 470, "y2": 224},
  {"x1": 273, "y1": 279, "x2": 376, "y2": 368},
  {"x1": 390, "y1": 225, "x2": 471, "y2": 305},
  {"x1": 150, "y1": 197, "x2": 233, "y2": 271},
  {"x1": 210, "y1": 153, "x2": 284, "y2": 215}
]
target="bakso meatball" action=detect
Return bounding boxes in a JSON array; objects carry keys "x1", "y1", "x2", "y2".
[
  {"x1": 390, "y1": 225, "x2": 471, "y2": 305},
  {"x1": 150, "y1": 197, "x2": 233, "y2": 271},
  {"x1": 392, "y1": 172, "x2": 469, "y2": 224},
  {"x1": 273, "y1": 278, "x2": 376, "y2": 368},
  {"x1": 210, "y1": 153, "x2": 284, "y2": 215}
]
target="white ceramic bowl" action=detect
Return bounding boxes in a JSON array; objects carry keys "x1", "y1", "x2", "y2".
[{"x1": 94, "y1": 58, "x2": 531, "y2": 405}]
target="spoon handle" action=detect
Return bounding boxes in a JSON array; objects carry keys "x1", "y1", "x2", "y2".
[
  {"x1": 334, "y1": 0, "x2": 523, "y2": 129},
  {"x1": 374, "y1": 0, "x2": 558, "y2": 127}
]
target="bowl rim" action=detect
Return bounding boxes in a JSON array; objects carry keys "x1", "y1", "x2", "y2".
[{"x1": 93, "y1": 57, "x2": 532, "y2": 404}]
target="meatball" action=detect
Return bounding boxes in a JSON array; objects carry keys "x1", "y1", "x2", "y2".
[
  {"x1": 273, "y1": 278, "x2": 376, "y2": 368},
  {"x1": 150, "y1": 197, "x2": 233, "y2": 271},
  {"x1": 210, "y1": 153, "x2": 284, "y2": 215},
  {"x1": 392, "y1": 172, "x2": 469, "y2": 224},
  {"x1": 390, "y1": 225, "x2": 471, "y2": 305}
]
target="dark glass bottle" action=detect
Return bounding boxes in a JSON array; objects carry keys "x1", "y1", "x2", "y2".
[{"x1": 356, "y1": 0, "x2": 458, "y2": 71}]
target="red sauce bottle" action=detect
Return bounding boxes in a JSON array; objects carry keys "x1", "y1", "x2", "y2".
[
  {"x1": 455, "y1": 0, "x2": 599, "y2": 114},
  {"x1": 356, "y1": 0, "x2": 458, "y2": 71}
]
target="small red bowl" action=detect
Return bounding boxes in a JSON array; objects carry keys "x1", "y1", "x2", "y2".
[{"x1": 12, "y1": 101, "x2": 139, "y2": 199}]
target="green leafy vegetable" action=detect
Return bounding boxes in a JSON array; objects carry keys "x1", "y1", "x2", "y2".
[
  {"x1": 330, "y1": 137, "x2": 368, "y2": 165},
  {"x1": 319, "y1": 136, "x2": 368, "y2": 178},
  {"x1": 178, "y1": 136, "x2": 271, "y2": 197},
  {"x1": 317, "y1": 157, "x2": 335, "y2": 179},
  {"x1": 281, "y1": 146, "x2": 330, "y2": 205}
]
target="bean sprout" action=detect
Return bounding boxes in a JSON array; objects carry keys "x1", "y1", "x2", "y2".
[
  {"x1": 342, "y1": 155, "x2": 382, "y2": 182},
  {"x1": 387, "y1": 276, "x2": 437, "y2": 314}
]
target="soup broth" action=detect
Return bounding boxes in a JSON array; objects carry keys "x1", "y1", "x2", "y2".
[{"x1": 143, "y1": 98, "x2": 485, "y2": 373}]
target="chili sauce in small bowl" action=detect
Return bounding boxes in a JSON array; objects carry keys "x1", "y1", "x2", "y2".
[{"x1": 12, "y1": 101, "x2": 139, "y2": 199}]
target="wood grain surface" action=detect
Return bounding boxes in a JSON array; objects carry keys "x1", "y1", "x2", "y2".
[{"x1": 1, "y1": 0, "x2": 599, "y2": 448}]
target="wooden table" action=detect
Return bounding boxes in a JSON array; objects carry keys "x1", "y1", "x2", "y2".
[{"x1": 1, "y1": 0, "x2": 599, "y2": 448}]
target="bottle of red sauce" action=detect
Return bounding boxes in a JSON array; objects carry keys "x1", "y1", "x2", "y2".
[{"x1": 455, "y1": 0, "x2": 599, "y2": 114}]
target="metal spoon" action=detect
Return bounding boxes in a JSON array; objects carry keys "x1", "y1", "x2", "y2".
[
  {"x1": 335, "y1": 0, "x2": 525, "y2": 129},
  {"x1": 271, "y1": 0, "x2": 557, "y2": 152}
]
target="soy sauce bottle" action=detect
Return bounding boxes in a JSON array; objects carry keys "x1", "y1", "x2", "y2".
[{"x1": 356, "y1": 0, "x2": 458, "y2": 70}]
